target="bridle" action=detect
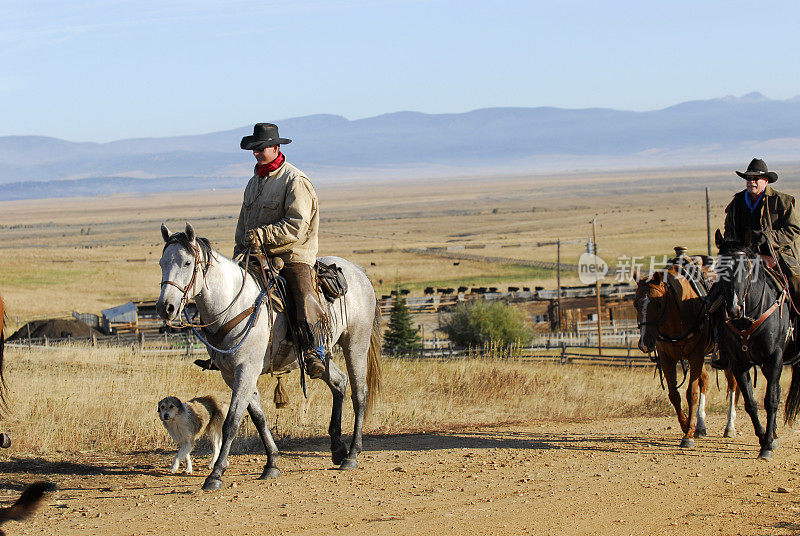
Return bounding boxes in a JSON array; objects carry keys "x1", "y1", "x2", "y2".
[
  {"x1": 725, "y1": 252, "x2": 757, "y2": 321},
  {"x1": 721, "y1": 250, "x2": 788, "y2": 353},
  {"x1": 160, "y1": 242, "x2": 211, "y2": 327}
]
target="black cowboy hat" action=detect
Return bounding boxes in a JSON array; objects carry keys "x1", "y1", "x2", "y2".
[
  {"x1": 240, "y1": 123, "x2": 292, "y2": 151},
  {"x1": 736, "y1": 158, "x2": 778, "y2": 183}
]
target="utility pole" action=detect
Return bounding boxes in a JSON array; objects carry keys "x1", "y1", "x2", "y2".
[
  {"x1": 556, "y1": 238, "x2": 562, "y2": 331},
  {"x1": 592, "y1": 218, "x2": 603, "y2": 355},
  {"x1": 706, "y1": 187, "x2": 712, "y2": 256}
]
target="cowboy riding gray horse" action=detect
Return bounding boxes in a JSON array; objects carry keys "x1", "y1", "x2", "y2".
[{"x1": 157, "y1": 223, "x2": 381, "y2": 490}]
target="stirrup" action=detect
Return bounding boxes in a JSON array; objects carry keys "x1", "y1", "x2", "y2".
[
  {"x1": 710, "y1": 357, "x2": 728, "y2": 371},
  {"x1": 304, "y1": 345, "x2": 326, "y2": 379},
  {"x1": 304, "y1": 357, "x2": 326, "y2": 379},
  {"x1": 193, "y1": 358, "x2": 218, "y2": 371}
]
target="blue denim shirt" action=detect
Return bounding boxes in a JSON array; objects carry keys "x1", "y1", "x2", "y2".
[{"x1": 745, "y1": 189, "x2": 766, "y2": 213}]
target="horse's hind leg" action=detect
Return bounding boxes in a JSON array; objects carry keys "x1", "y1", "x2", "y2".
[
  {"x1": 339, "y1": 337, "x2": 369, "y2": 471},
  {"x1": 247, "y1": 389, "x2": 280, "y2": 479},
  {"x1": 323, "y1": 359, "x2": 349, "y2": 466},
  {"x1": 694, "y1": 363, "x2": 709, "y2": 438},
  {"x1": 723, "y1": 368, "x2": 738, "y2": 437}
]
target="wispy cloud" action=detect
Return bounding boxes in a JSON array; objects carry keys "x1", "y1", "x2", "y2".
[{"x1": 1, "y1": 0, "x2": 428, "y2": 57}]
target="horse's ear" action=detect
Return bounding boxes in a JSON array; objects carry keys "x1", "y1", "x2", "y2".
[
  {"x1": 185, "y1": 222, "x2": 195, "y2": 243},
  {"x1": 666, "y1": 272, "x2": 684, "y2": 299},
  {"x1": 715, "y1": 229, "x2": 724, "y2": 249},
  {"x1": 161, "y1": 223, "x2": 171, "y2": 243},
  {"x1": 632, "y1": 268, "x2": 639, "y2": 282}
]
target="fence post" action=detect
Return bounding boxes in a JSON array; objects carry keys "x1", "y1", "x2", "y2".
[
  {"x1": 91, "y1": 333, "x2": 97, "y2": 347},
  {"x1": 44, "y1": 336, "x2": 48, "y2": 348},
  {"x1": 139, "y1": 332, "x2": 145, "y2": 350},
  {"x1": 626, "y1": 340, "x2": 631, "y2": 367},
  {"x1": 560, "y1": 342, "x2": 566, "y2": 365}
]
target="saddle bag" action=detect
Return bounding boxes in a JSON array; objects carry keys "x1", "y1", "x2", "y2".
[{"x1": 316, "y1": 260, "x2": 348, "y2": 302}]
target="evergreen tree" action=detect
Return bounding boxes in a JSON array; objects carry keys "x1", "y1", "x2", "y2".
[{"x1": 383, "y1": 291, "x2": 422, "y2": 355}]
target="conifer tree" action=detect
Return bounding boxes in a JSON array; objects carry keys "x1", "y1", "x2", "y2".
[{"x1": 382, "y1": 291, "x2": 422, "y2": 354}]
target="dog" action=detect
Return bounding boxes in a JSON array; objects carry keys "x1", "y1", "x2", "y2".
[
  {"x1": 157, "y1": 395, "x2": 227, "y2": 474},
  {"x1": 0, "y1": 482, "x2": 56, "y2": 536}
]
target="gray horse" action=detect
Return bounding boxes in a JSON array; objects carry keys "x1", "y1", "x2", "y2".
[{"x1": 156, "y1": 223, "x2": 382, "y2": 491}]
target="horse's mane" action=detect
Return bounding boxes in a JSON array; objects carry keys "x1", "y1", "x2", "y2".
[
  {"x1": 718, "y1": 239, "x2": 757, "y2": 257},
  {"x1": 163, "y1": 232, "x2": 216, "y2": 262}
]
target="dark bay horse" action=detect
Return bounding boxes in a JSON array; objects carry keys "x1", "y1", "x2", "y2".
[
  {"x1": 712, "y1": 231, "x2": 800, "y2": 459},
  {"x1": 635, "y1": 259, "x2": 738, "y2": 448}
]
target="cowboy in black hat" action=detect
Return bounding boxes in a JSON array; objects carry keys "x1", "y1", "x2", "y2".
[
  {"x1": 195, "y1": 123, "x2": 327, "y2": 379},
  {"x1": 711, "y1": 158, "x2": 800, "y2": 369}
]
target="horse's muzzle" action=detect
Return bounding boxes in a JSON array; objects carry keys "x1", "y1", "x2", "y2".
[{"x1": 156, "y1": 299, "x2": 178, "y2": 321}]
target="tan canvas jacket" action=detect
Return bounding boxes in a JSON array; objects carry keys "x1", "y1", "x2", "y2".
[
  {"x1": 723, "y1": 186, "x2": 800, "y2": 276},
  {"x1": 233, "y1": 160, "x2": 319, "y2": 266}
]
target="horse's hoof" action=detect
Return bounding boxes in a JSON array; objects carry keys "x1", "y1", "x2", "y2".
[
  {"x1": 758, "y1": 449, "x2": 773, "y2": 461},
  {"x1": 259, "y1": 466, "x2": 280, "y2": 480},
  {"x1": 338, "y1": 458, "x2": 358, "y2": 471},
  {"x1": 202, "y1": 476, "x2": 223, "y2": 492},
  {"x1": 723, "y1": 428, "x2": 735, "y2": 438},
  {"x1": 680, "y1": 437, "x2": 694, "y2": 449},
  {"x1": 694, "y1": 429, "x2": 707, "y2": 439},
  {"x1": 331, "y1": 446, "x2": 348, "y2": 466}
]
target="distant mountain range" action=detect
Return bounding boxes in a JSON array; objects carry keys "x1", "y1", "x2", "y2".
[{"x1": 3, "y1": 92, "x2": 800, "y2": 200}]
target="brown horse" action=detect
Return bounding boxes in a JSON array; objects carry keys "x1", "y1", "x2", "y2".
[{"x1": 635, "y1": 260, "x2": 739, "y2": 447}]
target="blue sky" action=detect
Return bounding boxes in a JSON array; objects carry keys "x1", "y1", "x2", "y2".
[{"x1": 2, "y1": 0, "x2": 800, "y2": 141}]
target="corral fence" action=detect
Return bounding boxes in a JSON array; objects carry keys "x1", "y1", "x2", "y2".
[
  {"x1": 387, "y1": 341, "x2": 653, "y2": 367},
  {"x1": 5, "y1": 331, "x2": 207, "y2": 356},
  {"x1": 7, "y1": 328, "x2": 656, "y2": 367}
]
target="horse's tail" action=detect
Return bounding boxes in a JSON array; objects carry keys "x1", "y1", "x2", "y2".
[
  {"x1": 365, "y1": 299, "x2": 382, "y2": 414},
  {"x1": 784, "y1": 363, "x2": 800, "y2": 426}
]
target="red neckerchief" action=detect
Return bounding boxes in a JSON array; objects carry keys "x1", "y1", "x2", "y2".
[{"x1": 257, "y1": 151, "x2": 285, "y2": 178}]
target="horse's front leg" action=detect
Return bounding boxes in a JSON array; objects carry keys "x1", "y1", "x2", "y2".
[
  {"x1": 759, "y1": 355, "x2": 783, "y2": 460},
  {"x1": 323, "y1": 360, "x2": 348, "y2": 466},
  {"x1": 681, "y1": 361, "x2": 704, "y2": 448},
  {"x1": 732, "y1": 362, "x2": 766, "y2": 449},
  {"x1": 202, "y1": 367, "x2": 259, "y2": 492},
  {"x1": 661, "y1": 357, "x2": 688, "y2": 442},
  {"x1": 341, "y1": 346, "x2": 368, "y2": 472},
  {"x1": 723, "y1": 368, "x2": 738, "y2": 437},
  {"x1": 246, "y1": 389, "x2": 280, "y2": 479}
]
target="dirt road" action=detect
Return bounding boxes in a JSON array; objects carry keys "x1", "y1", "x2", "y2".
[{"x1": 5, "y1": 415, "x2": 800, "y2": 535}]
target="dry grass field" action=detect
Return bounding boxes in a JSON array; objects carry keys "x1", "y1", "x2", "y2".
[
  {"x1": 1, "y1": 344, "x2": 758, "y2": 456},
  {"x1": 5, "y1": 164, "x2": 800, "y2": 322}
]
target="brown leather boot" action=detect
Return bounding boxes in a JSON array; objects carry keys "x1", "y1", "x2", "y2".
[{"x1": 304, "y1": 353, "x2": 326, "y2": 379}]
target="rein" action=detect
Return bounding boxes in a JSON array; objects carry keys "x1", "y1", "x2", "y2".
[
  {"x1": 185, "y1": 287, "x2": 271, "y2": 355},
  {"x1": 726, "y1": 289, "x2": 786, "y2": 352},
  {"x1": 722, "y1": 251, "x2": 789, "y2": 353}
]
